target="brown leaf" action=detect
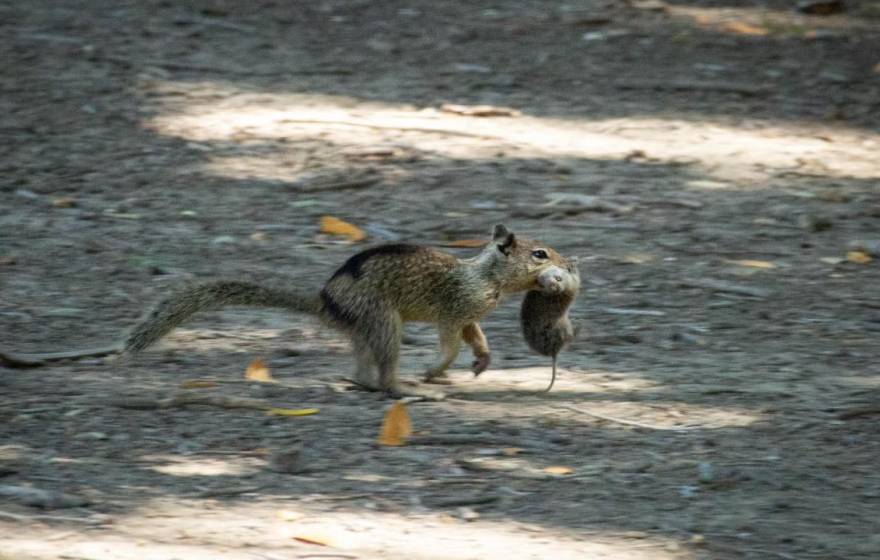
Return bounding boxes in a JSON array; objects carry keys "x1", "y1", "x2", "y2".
[
  {"x1": 441, "y1": 239, "x2": 487, "y2": 248},
  {"x1": 266, "y1": 407, "x2": 319, "y2": 417},
  {"x1": 719, "y1": 21, "x2": 769, "y2": 35},
  {"x1": 293, "y1": 533, "x2": 333, "y2": 547},
  {"x1": 847, "y1": 250, "x2": 873, "y2": 264},
  {"x1": 319, "y1": 216, "x2": 366, "y2": 242},
  {"x1": 377, "y1": 401, "x2": 412, "y2": 446},
  {"x1": 543, "y1": 466, "x2": 574, "y2": 475},
  {"x1": 180, "y1": 379, "x2": 218, "y2": 389},
  {"x1": 245, "y1": 358, "x2": 275, "y2": 382},
  {"x1": 51, "y1": 197, "x2": 77, "y2": 208},
  {"x1": 725, "y1": 259, "x2": 776, "y2": 269}
]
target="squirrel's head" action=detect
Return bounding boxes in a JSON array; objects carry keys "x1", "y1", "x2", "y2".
[{"x1": 482, "y1": 224, "x2": 574, "y2": 294}]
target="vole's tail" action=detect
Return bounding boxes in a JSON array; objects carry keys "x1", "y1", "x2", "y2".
[{"x1": 124, "y1": 281, "x2": 320, "y2": 353}]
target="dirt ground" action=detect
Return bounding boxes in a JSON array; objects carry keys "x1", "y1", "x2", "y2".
[{"x1": 2, "y1": 1, "x2": 880, "y2": 559}]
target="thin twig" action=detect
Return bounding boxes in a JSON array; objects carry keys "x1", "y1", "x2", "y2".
[
  {"x1": 557, "y1": 404, "x2": 699, "y2": 431},
  {"x1": 656, "y1": 242, "x2": 788, "y2": 258},
  {"x1": 407, "y1": 434, "x2": 556, "y2": 448},
  {"x1": 678, "y1": 279, "x2": 771, "y2": 298},
  {"x1": 0, "y1": 345, "x2": 122, "y2": 368},
  {"x1": 297, "y1": 176, "x2": 381, "y2": 193},
  {"x1": 187, "y1": 485, "x2": 263, "y2": 498},
  {"x1": 615, "y1": 79, "x2": 769, "y2": 96},
  {"x1": 111, "y1": 393, "x2": 272, "y2": 411},
  {"x1": 0, "y1": 510, "x2": 100, "y2": 525},
  {"x1": 426, "y1": 494, "x2": 500, "y2": 508},
  {"x1": 101, "y1": 55, "x2": 352, "y2": 76},
  {"x1": 276, "y1": 118, "x2": 501, "y2": 140},
  {"x1": 838, "y1": 406, "x2": 880, "y2": 420}
]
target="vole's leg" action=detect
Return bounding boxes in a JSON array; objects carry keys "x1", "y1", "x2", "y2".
[
  {"x1": 423, "y1": 323, "x2": 463, "y2": 384},
  {"x1": 462, "y1": 322, "x2": 490, "y2": 375}
]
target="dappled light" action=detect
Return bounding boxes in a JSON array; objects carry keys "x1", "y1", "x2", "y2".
[
  {"x1": 145, "y1": 86, "x2": 880, "y2": 185},
  {"x1": 1, "y1": 499, "x2": 692, "y2": 560},
  {"x1": 142, "y1": 454, "x2": 262, "y2": 477},
  {"x1": 4, "y1": 2, "x2": 879, "y2": 559},
  {"x1": 444, "y1": 366, "x2": 764, "y2": 429}
]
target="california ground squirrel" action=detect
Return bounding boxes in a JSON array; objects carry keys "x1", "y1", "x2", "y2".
[
  {"x1": 520, "y1": 259, "x2": 580, "y2": 392},
  {"x1": 124, "y1": 225, "x2": 572, "y2": 399}
]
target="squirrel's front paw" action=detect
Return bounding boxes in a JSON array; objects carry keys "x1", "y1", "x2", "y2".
[{"x1": 471, "y1": 352, "x2": 491, "y2": 376}]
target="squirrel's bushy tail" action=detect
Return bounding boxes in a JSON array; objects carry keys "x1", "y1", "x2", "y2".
[{"x1": 124, "y1": 281, "x2": 320, "y2": 353}]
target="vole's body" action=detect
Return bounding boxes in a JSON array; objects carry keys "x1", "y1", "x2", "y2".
[
  {"x1": 125, "y1": 225, "x2": 570, "y2": 399},
  {"x1": 520, "y1": 261, "x2": 580, "y2": 392}
]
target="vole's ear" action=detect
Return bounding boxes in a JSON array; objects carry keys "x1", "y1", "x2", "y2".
[{"x1": 492, "y1": 224, "x2": 516, "y2": 256}]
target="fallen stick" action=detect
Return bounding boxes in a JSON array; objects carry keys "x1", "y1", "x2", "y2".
[
  {"x1": 600, "y1": 307, "x2": 667, "y2": 317},
  {"x1": 0, "y1": 345, "x2": 122, "y2": 368},
  {"x1": 101, "y1": 55, "x2": 353, "y2": 77},
  {"x1": 0, "y1": 485, "x2": 89, "y2": 508},
  {"x1": 297, "y1": 175, "x2": 381, "y2": 193},
  {"x1": 838, "y1": 406, "x2": 880, "y2": 420},
  {"x1": 0, "y1": 510, "x2": 100, "y2": 524},
  {"x1": 275, "y1": 118, "x2": 501, "y2": 140},
  {"x1": 557, "y1": 404, "x2": 698, "y2": 432},
  {"x1": 407, "y1": 434, "x2": 557, "y2": 448},
  {"x1": 426, "y1": 494, "x2": 500, "y2": 508},
  {"x1": 656, "y1": 242, "x2": 788, "y2": 258},
  {"x1": 111, "y1": 393, "x2": 272, "y2": 411},
  {"x1": 678, "y1": 279, "x2": 771, "y2": 298},
  {"x1": 187, "y1": 485, "x2": 263, "y2": 499},
  {"x1": 615, "y1": 79, "x2": 769, "y2": 96}
]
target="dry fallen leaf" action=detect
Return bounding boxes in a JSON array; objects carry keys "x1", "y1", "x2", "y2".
[
  {"x1": 293, "y1": 533, "x2": 333, "y2": 547},
  {"x1": 180, "y1": 379, "x2": 218, "y2": 389},
  {"x1": 441, "y1": 239, "x2": 488, "y2": 248},
  {"x1": 245, "y1": 358, "x2": 275, "y2": 382},
  {"x1": 51, "y1": 197, "x2": 77, "y2": 208},
  {"x1": 377, "y1": 401, "x2": 412, "y2": 446},
  {"x1": 719, "y1": 21, "x2": 769, "y2": 35},
  {"x1": 847, "y1": 250, "x2": 873, "y2": 264},
  {"x1": 266, "y1": 408, "x2": 320, "y2": 417},
  {"x1": 543, "y1": 466, "x2": 574, "y2": 475},
  {"x1": 725, "y1": 259, "x2": 776, "y2": 269},
  {"x1": 319, "y1": 216, "x2": 366, "y2": 242}
]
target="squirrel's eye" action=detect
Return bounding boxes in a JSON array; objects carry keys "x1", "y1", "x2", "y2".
[{"x1": 531, "y1": 249, "x2": 549, "y2": 260}]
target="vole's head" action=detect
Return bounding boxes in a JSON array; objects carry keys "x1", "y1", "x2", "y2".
[
  {"x1": 535, "y1": 259, "x2": 581, "y2": 294},
  {"x1": 481, "y1": 224, "x2": 573, "y2": 294}
]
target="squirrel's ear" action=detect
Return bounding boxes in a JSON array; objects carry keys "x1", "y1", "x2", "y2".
[{"x1": 493, "y1": 224, "x2": 516, "y2": 256}]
